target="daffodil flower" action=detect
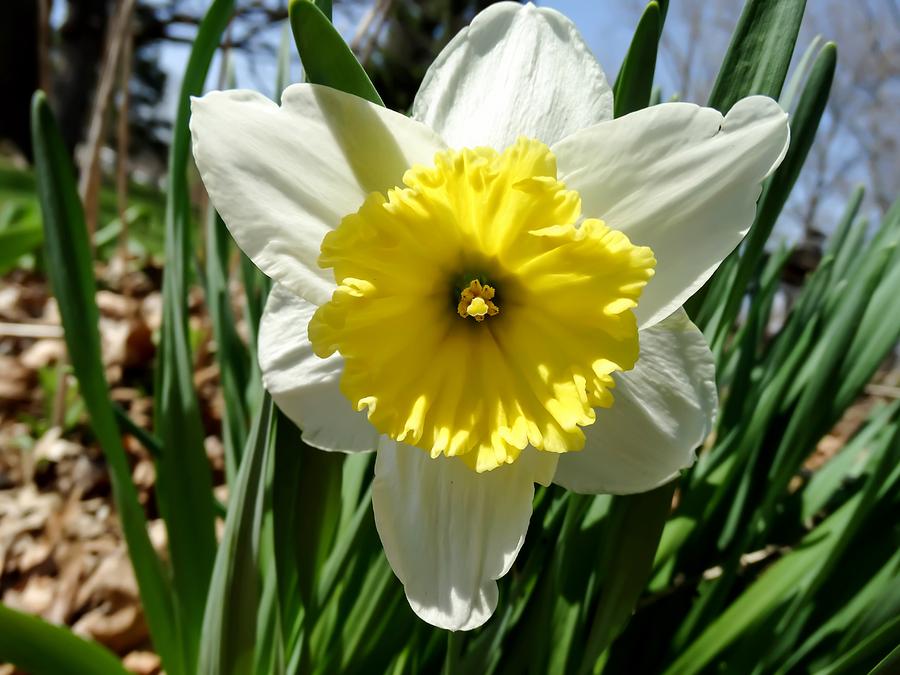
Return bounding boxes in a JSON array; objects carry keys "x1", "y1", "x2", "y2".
[{"x1": 191, "y1": 2, "x2": 788, "y2": 630}]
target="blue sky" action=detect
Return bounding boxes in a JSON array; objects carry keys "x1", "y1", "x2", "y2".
[
  {"x1": 141, "y1": 0, "x2": 811, "y2": 245},
  {"x1": 183, "y1": 1, "x2": 647, "y2": 110},
  {"x1": 61, "y1": 0, "x2": 890, "y2": 244}
]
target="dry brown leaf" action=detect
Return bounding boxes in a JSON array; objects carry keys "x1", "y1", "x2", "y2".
[
  {"x1": 19, "y1": 338, "x2": 66, "y2": 370},
  {"x1": 123, "y1": 650, "x2": 161, "y2": 675},
  {"x1": 3, "y1": 575, "x2": 56, "y2": 615},
  {"x1": 147, "y1": 519, "x2": 168, "y2": 560},
  {"x1": 0, "y1": 285, "x2": 22, "y2": 319},
  {"x1": 33, "y1": 427, "x2": 82, "y2": 466},
  {"x1": 141, "y1": 293, "x2": 163, "y2": 332},
  {"x1": 41, "y1": 297, "x2": 60, "y2": 325},
  {"x1": 96, "y1": 290, "x2": 138, "y2": 319},
  {"x1": 70, "y1": 547, "x2": 147, "y2": 652},
  {"x1": 0, "y1": 356, "x2": 33, "y2": 401},
  {"x1": 72, "y1": 599, "x2": 147, "y2": 654}
]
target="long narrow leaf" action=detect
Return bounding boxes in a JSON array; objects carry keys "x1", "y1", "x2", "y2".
[
  {"x1": 30, "y1": 91, "x2": 181, "y2": 674},
  {"x1": 707, "y1": 0, "x2": 807, "y2": 112},
  {"x1": 613, "y1": 1, "x2": 664, "y2": 118},
  {"x1": 579, "y1": 481, "x2": 676, "y2": 674},
  {"x1": 289, "y1": 0, "x2": 383, "y2": 105},
  {"x1": 153, "y1": 1, "x2": 234, "y2": 669},
  {"x1": 0, "y1": 603, "x2": 129, "y2": 675},
  {"x1": 709, "y1": 42, "x2": 836, "y2": 346},
  {"x1": 663, "y1": 492, "x2": 864, "y2": 675},
  {"x1": 206, "y1": 207, "x2": 251, "y2": 482},
  {"x1": 200, "y1": 396, "x2": 274, "y2": 675}
]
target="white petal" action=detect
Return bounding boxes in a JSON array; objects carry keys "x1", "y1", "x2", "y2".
[
  {"x1": 191, "y1": 84, "x2": 446, "y2": 306},
  {"x1": 554, "y1": 96, "x2": 789, "y2": 329},
  {"x1": 553, "y1": 309, "x2": 717, "y2": 495},
  {"x1": 258, "y1": 284, "x2": 379, "y2": 452},
  {"x1": 412, "y1": 2, "x2": 612, "y2": 150},
  {"x1": 373, "y1": 442, "x2": 555, "y2": 630}
]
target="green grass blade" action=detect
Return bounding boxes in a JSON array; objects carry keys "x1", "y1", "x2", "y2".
[
  {"x1": 30, "y1": 91, "x2": 181, "y2": 675},
  {"x1": 707, "y1": 0, "x2": 807, "y2": 112},
  {"x1": 276, "y1": 416, "x2": 345, "y2": 616},
  {"x1": 153, "y1": 1, "x2": 234, "y2": 669},
  {"x1": 271, "y1": 411, "x2": 346, "y2": 663},
  {"x1": 709, "y1": 42, "x2": 836, "y2": 346},
  {"x1": 0, "y1": 603, "x2": 129, "y2": 675},
  {"x1": 834, "y1": 211, "x2": 900, "y2": 412},
  {"x1": 779, "y1": 34, "x2": 823, "y2": 111},
  {"x1": 613, "y1": 1, "x2": 664, "y2": 118},
  {"x1": 275, "y1": 22, "x2": 293, "y2": 100},
  {"x1": 240, "y1": 250, "x2": 270, "y2": 367},
  {"x1": 689, "y1": 2, "x2": 815, "y2": 325},
  {"x1": 200, "y1": 396, "x2": 274, "y2": 675},
  {"x1": 800, "y1": 403, "x2": 898, "y2": 522},
  {"x1": 662, "y1": 492, "x2": 863, "y2": 675},
  {"x1": 825, "y1": 185, "x2": 865, "y2": 258},
  {"x1": 761, "y1": 241, "x2": 890, "y2": 534},
  {"x1": 817, "y1": 614, "x2": 900, "y2": 675},
  {"x1": 760, "y1": 420, "x2": 900, "y2": 668},
  {"x1": 502, "y1": 494, "x2": 594, "y2": 674},
  {"x1": 288, "y1": 0, "x2": 383, "y2": 105},
  {"x1": 253, "y1": 554, "x2": 286, "y2": 675},
  {"x1": 206, "y1": 207, "x2": 251, "y2": 483},
  {"x1": 579, "y1": 481, "x2": 676, "y2": 674},
  {"x1": 780, "y1": 500, "x2": 900, "y2": 672},
  {"x1": 113, "y1": 403, "x2": 162, "y2": 458},
  {"x1": 868, "y1": 642, "x2": 900, "y2": 675},
  {"x1": 830, "y1": 216, "x2": 869, "y2": 288},
  {"x1": 316, "y1": 483, "x2": 374, "y2": 608},
  {"x1": 0, "y1": 221, "x2": 43, "y2": 274},
  {"x1": 313, "y1": 0, "x2": 332, "y2": 19}
]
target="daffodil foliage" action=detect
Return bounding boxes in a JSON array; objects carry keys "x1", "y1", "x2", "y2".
[
  {"x1": 191, "y1": 2, "x2": 788, "y2": 630},
  {"x1": 18, "y1": 1, "x2": 900, "y2": 674}
]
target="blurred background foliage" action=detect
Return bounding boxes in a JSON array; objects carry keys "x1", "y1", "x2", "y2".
[{"x1": 0, "y1": 1, "x2": 898, "y2": 674}]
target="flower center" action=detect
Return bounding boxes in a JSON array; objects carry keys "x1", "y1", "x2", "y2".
[
  {"x1": 457, "y1": 279, "x2": 499, "y2": 321},
  {"x1": 309, "y1": 137, "x2": 655, "y2": 472}
]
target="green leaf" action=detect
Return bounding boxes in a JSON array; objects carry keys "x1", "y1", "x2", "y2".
[
  {"x1": 868, "y1": 642, "x2": 900, "y2": 675},
  {"x1": 817, "y1": 614, "x2": 900, "y2": 675},
  {"x1": 780, "y1": 514, "x2": 900, "y2": 672},
  {"x1": 663, "y1": 490, "x2": 865, "y2": 675},
  {"x1": 199, "y1": 396, "x2": 274, "y2": 675},
  {"x1": 113, "y1": 403, "x2": 162, "y2": 458},
  {"x1": 686, "y1": 1, "x2": 810, "y2": 321},
  {"x1": 503, "y1": 493, "x2": 596, "y2": 675},
  {"x1": 30, "y1": 91, "x2": 181, "y2": 674},
  {"x1": 153, "y1": 1, "x2": 234, "y2": 670},
  {"x1": 766, "y1": 227, "x2": 892, "y2": 491},
  {"x1": 313, "y1": 0, "x2": 332, "y2": 20},
  {"x1": 271, "y1": 411, "x2": 345, "y2": 663},
  {"x1": 613, "y1": 1, "x2": 664, "y2": 118},
  {"x1": 760, "y1": 419, "x2": 900, "y2": 669},
  {"x1": 779, "y1": 35, "x2": 824, "y2": 111},
  {"x1": 288, "y1": 0, "x2": 383, "y2": 105},
  {"x1": 824, "y1": 185, "x2": 865, "y2": 258},
  {"x1": 833, "y1": 206, "x2": 900, "y2": 413},
  {"x1": 281, "y1": 421, "x2": 344, "y2": 612},
  {"x1": 707, "y1": 42, "x2": 836, "y2": 346},
  {"x1": 707, "y1": 0, "x2": 807, "y2": 112},
  {"x1": 0, "y1": 220, "x2": 43, "y2": 275},
  {"x1": 206, "y1": 206, "x2": 251, "y2": 483},
  {"x1": 579, "y1": 481, "x2": 676, "y2": 674},
  {"x1": 275, "y1": 21, "x2": 293, "y2": 100},
  {"x1": 0, "y1": 602, "x2": 129, "y2": 675},
  {"x1": 800, "y1": 402, "x2": 898, "y2": 522}
]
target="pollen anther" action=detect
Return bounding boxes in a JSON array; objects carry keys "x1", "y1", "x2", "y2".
[{"x1": 457, "y1": 279, "x2": 500, "y2": 321}]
